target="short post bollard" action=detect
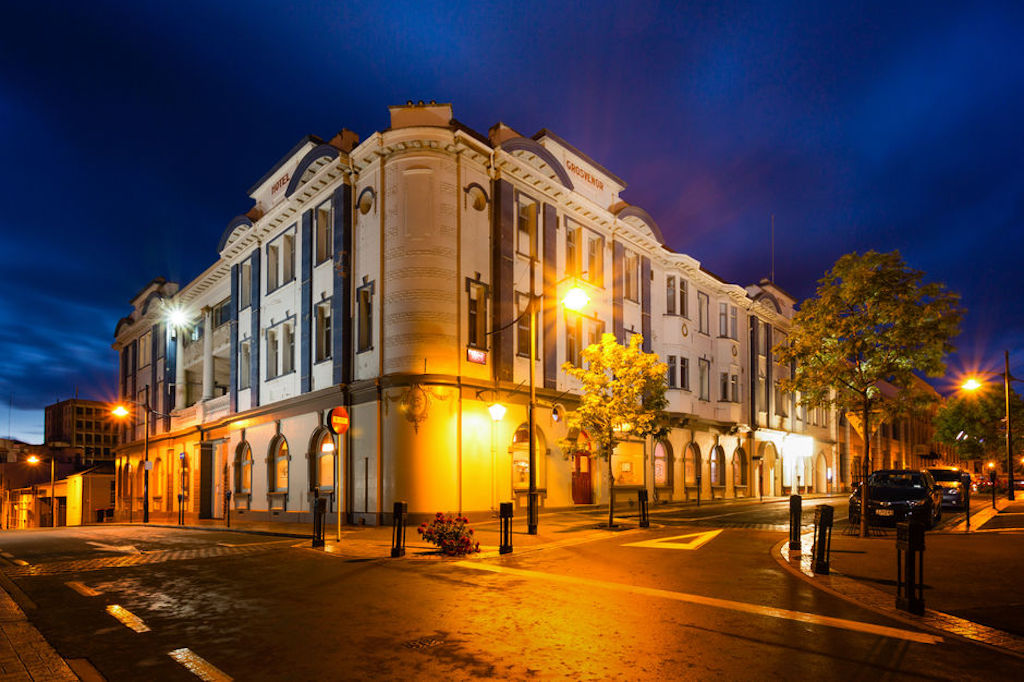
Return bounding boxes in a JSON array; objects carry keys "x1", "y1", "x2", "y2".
[
  {"x1": 964, "y1": 483, "x2": 971, "y2": 533},
  {"x1": 789, "y1": 494, "x2": 802, "y2": 551},
  {"x1": 990, "y1": 469, "x2": 997, "y2": 509},
  {"x1": 896, "y1": 520, "x2": 926, "y2": 615},
  {"x1": 225, "y1": 490, "x2": 231, "y2": 529},
  {"x1": 638, "y1": 489, "x2": 650, "y2": 528},
  {"x1": 391, "y1": 501, "x2": 408, "y2": 558},
  {"x1": 312, "y1": 489, "x2": 327, "y2": 548},
  {"x1": 696, "y1": 475, "x2": 702, "y2": 507},
  {"x1": 499, "y1": 502, "x2": 514, "y2": 554},
  {"x1": 812, "y1": 504, "x2": 834, "y2": 574}
]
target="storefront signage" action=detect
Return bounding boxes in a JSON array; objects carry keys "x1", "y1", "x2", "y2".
[
  {"x1": 467, "y1": 348, "x2": 487, "y2": 364},
  {"x1": 270, "y1": 172, "x2": 291, "y2": 197},
  {"x1": 329, "y1": 406, "x2": 350, "y2": 435}
]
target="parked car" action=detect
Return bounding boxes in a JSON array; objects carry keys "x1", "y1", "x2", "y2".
[
  {"x1": 848, "y1": 469, "x2": 943, "y2": 528},
  {"x1": 927, "y1": 467, "x2": 968, "y2": 510}
]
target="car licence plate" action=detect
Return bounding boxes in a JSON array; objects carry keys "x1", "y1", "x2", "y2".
[{"x1": 876, "y1": 509, "x2": 894, "y2": 516}]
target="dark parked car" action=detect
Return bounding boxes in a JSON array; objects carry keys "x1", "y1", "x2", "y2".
[
  {"x1": 927, "y1": 467, "x2": 968, "y2": 510},
  {"x1": 848, "y1": 469, "x2": 943, "y2": 528}
]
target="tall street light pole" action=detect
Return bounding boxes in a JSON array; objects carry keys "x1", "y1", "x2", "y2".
[
  {"x1": 26, "y1": 454, "x2": 57, "y2": 527},
  {"x1": 112, "y1": 385, "x2": 169, "y2": 524},
  {"x1": 1004, "y1": 350, "x2": 1015, "y2": 501},
  {"x1": 527, "y1": 260, "x2": 539, "y2": 535}
]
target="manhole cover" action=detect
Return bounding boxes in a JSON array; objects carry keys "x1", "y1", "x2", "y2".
[{"x1": 403, "y1": 637, "x2": 445, "y2": 649}]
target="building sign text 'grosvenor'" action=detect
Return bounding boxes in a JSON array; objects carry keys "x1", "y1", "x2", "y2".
[{"x1": 565, "y1": 160, "x2": 604, "y2": 191}]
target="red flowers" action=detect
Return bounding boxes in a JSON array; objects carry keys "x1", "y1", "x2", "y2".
[{"x1": 417, "y1": 513, "x2": 481, "y2": 556}]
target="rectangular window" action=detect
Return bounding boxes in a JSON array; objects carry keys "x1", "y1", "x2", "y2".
[
  {"x1": 680, "y1": 278, "x2": 689, "y2": 318},
  {"x1": 680, "y1": 357, "x2": 690, "y2": 391},
  {"x1": 315, "y1": 200, "x2": 332, "y2": 265},
  {"x1": 467, "y1": 281, "x2": 487, "y2": 349},
  {"x1": 666, "y1": 276, "x2": 676, "y2": 315},
  {"x1": 212, "y1": 298, "x2": 231, "y2": 328},
  {"x1": 760, "y1": 325, "x2": 770, "y2": 356},
  {"x1": 757, "y1": 374, "x2": 766, "y2": 412},
  {"x1": 357, "y1": 283, "x2": 374, "y2": 352},
  {"x1": 587, "y1": 318, "x2": 605, "y2": 348},
  {"x1": 699, "y1": 358, "x2": 711, "y2": 401},
  {"x1": 138, "y1": 332, "x2": 152, "y2": 367},
  {"x1": 282, "y1": 323, "x2": 294, "y2": 375},
  {"x1": 697, "y1": 291, "x2": 710, "y2": 334},
  {"x1": 586, "y1": 234, "x2": 604, "y2": 286},
  {"x1": 720, "y1": 372, "x2": 730, "y2": 402},
  {"x1": 774, "y1": 383, "x2": 788, "y2": 416},
  {"x1": 267, "y1": 243, "x2": 280, "y2": 291},
  {"x1": 667, "y1": 355, "x2": 677, "y2": 388},
  {"x1": 566, "y1": 225, "x2": 579, "y2": 278},
  {"x1": 566, "y1": 313, "x2": 581, "y2": 366},
  {"x1": 239, "y1": 263, "x2": 252, "y2": 309},
  {"x1": 730, "y1": 306, "x2": 738, "y2": 340},
  {"x1": 267, "y1": 329, "x2": 279, "y2": 380},
  {"x1": 239, "y1": 341, "x2": 251, "y2": 389},
  {"x1": 517, "y1": 195, "x2": 538, "y2": 258},
  {"x1": 624, "y1": 250, "x2": 639, "y2": 302},
  {"x1": 315, "y1": 302, "x2": 332, "y2": 363},
  {"x1": 719, "y1": 302, "x2": 729, "y2": 337},
  {"x1": 282, "y1": 234, "x2": 295, "y2": 284},
  {"x1": 730, "y1": 374, "x2": 739, "y2": 403},
  {"x1": 516, "y1": 293, "x2": 532, "y2": 358}
]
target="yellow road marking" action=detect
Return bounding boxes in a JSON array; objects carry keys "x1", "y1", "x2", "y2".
[
  {"x1": 169, "y1": 648, "x2": 233, "y2": 681},
  {"x1": 66, "y1": 581, "x2": 101, "y2": 597},
  {"x1": 455, "y1": 562, "x2": 942, "y2": 645},
  {"x1": 623, "y1": 529, "x2": 724, "y2": 550},
  {"x1": 106, "y1": 604, "x2": 150, "y2": 633},
  {"x1": 12, "y1": 559, "x2": 28, "y2": 566}
]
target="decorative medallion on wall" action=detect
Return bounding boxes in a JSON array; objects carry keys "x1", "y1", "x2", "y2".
[
  {"x1": 732, "y1": 345, "x2": 738, "y2": 357},
  {"x1": 386, "y1": 384, "x2": 452, "y2": 433},
  {"x1": 681, "y1": 323, "x2": 689, "y2": 337}
]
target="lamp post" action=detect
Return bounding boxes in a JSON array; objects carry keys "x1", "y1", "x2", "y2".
[
  {"x1": 26, "y1": 454, "x2": 56, "y2": 527},
  {"x1": 961, "y1": 350, "x2": 1019, "y2": 501},
  {"x1": 112, "y1": 386, "x2": 170, "y2": 524}
]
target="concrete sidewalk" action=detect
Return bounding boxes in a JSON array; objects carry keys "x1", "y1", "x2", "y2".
[
  {"x1": 0, "y1": 574, "x2": 77, "y2": 680},
  {"x1": 778, "y1": 497, "x2": 1024, "y2": 658}
]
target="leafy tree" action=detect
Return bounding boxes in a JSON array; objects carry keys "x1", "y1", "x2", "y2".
[
  {"x1": 560, "y1": 333, "x2": 668, "y2": 528},
  {"x1": 933, "y1": 385, "x2": 1024, "y2": 462},
  {"x1": 775, "y1": 250, "x2": 964, "y2": 537}
]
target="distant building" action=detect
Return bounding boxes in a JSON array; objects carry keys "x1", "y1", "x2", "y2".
[{"x1": 44, "y1": 398, "x2": 118, "y2": 464}]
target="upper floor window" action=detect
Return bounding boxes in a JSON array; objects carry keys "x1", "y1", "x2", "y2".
[
  {"x1": 238, "y1": 340, "x2": 251, "y2": 390},
  {"x1": 517, "y1": 195, "x2": 538, "y2": 258},
  {"x1": 698, "y1": 358, "x2": 711, "y2": 401},
  {"x1": 466, "y1": 279, "x2": 488, "y2": 349},
  {"x1": 730, "y1": 306, "x2": 738, "y2": 340},
  {"x1": 566, "y1": 224, "x2": 579, "y2": 278},
  {"x1": 267, "y1": 231, "x2": 296, "y2": 293},
  {"x1": 357, "y1": 281, "x2": 374, "y2": 352},
  {"x1": 666, "y1": 276, "x2": 676, "y2": 315},
  {"x1": 212, "y1": 298, "x2": 231, "y2": 328},
  {"x1": 624, "y1": 250, "x2": 639, "y2": 302},
  {"x1": 516, "y1": 293, "x2": 532, "y2": 358},
  {"x1": 679, "y1": 278, "x2": 689, "y2": 318},
  {"x1": 266, "y1": 320, "x2": 294, "y2": 380},
  {"x1": 138, "y1": 332, "x2": 152, "y2": 368},
  {"x1": 315, "y1": 200, "x2": 333, "y2": 265},
  {"x1": 239, "y1": 262, "x2": 252, "y2": 309},
  {"x1": 719, "y1": 303, "x2": 729, "y2": 337},
  {"x1": 667, "y1": 355, "x2": 678, "y2": 388},
  {"x1": 315, "y1": 301, "x2": 332, "y2": 363},
  {"x1": 697, "y1": 291, "x2": 710, "y2": 335},
  {"x1": 586, "y1": 233, "x2": 604, "y2": 286},
  {"x1": 680, "y1": 356, "x2": 691, "y2": 391}
]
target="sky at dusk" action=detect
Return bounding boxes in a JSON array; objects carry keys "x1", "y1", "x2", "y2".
[{"x1": 1, "y1": 1, "x2": 1022, "y2": 443}]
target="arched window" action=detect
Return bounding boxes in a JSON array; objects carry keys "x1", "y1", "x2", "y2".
[
  {"x1": 235, "y1": 442, "x2": 253, "y2": 494},
  {"x1": 511, "y1": 424, "x2": 546, "y2": 490},
  {"x1": 136, "y1": 465, "x2": 145, "y2": 500},
  {"x1": 733, "y1": 448, "x2": 748, "y2": 487},
  {"x1": 270, "y1": 436, "x2": 289, "y2": 493},
  {"x1": 653, "y1": 440, "x2": 673, "y2": 487},
  {"x1": 685, "y1": 444, "x2": 701, "y2": 485},
  {"x1": 311, "y1": 429, "x2": 335, "y2": 492},
  {"x1": 153, "y1": 458, "x2": 164, "y2": 500},
  {"x1": 710, "y1": 446, "x2": 726, "y2": 486}
]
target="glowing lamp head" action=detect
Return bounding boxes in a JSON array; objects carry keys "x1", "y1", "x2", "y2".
[
  {"x1": 562, "y1": 286, "x2": 590, "y2": 312},
  {"x1": 988, "y1": 461, "x2": 996, "y2": 469},
  {"x1": 961, "y1": 378, "x2": 983, "y2": 392},
  {"x1": 166, "y1": 306, "x2": 189, "y2": 329},
  {"x1": 111, "y1": 405, "x2": 130, "y2": 418},
  {"x1": 27, "y1": 455, "x2": 40, "y2": 464},
  {"x1": 488, "y1": 403, "x2": 507, "y2": 422}
]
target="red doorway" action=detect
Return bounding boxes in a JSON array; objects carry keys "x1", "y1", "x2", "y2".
[{"x1": 572, "y1": 452, "x2": 592, "y2": 504}]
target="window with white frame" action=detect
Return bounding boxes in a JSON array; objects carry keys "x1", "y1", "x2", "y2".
[
  {"x1": 679, "y1": 278, "x2": 689, "y2": 318},
  {"x1": 266, "y1": 328, "x2": 279, "y2": 380},
  {"x1": 239, "y1": 262, "x2": 252, "y2": 309},
  {"x1": 667, "y1": 355, "x2": 677, "y2": 388},
  {"x1": 517, "y1": 195, "x2": 538, "y2": 258},
  {"x1": 666, "y1": 276, "x2": 676, "y2": 315},
  {"x1": 315, "y1": 301, "x2": 331, "y2": 363},
  {"x1": 516, "y1": 293, "x2": 533, "y2": 358},
  {"x1": 730, "y1": 374, "x2": 739, "y2": 402},
  {"x1": 719, "y1": 372, "x2": 730, "y2": 401},
  {"x1": 282, "y1": 234, "x2": 295, "y2": 284},
  {"x1": 730, "y1": 306, "x2": 738, "y2": 340},
  {"x1": 212, "y1": 298, "x2": 231, "y2": 328},
  {"x1": 281, "y1": 323, "x2": 295, "y2": 375},
  {"x1": 270, "y1": 436, "x2": 288, "y2": 493},
  {"x1": 586, "y1": 233, "x2": 604, "y2": 286},
  {"x1": 357, "y1": 281, "x2": 374, "y2": 352},
  {"x1": 267, "y1": 242, "x2": 280, "y2": 291},
  {"x1": 314, "y1": 430, "x2": 335, "y2": 491},
  {"x1": 566, "y1": 312, "x2": 581, "y2": 366},
  {"x1": 315, "y1": 200, "x2": 333, "y2": 265},
  {"x1": 698, "y1": 358, "x2": 711, "y2": 401},
  {"x1": 719, "y1": 303, "x2": 729, "y2": 337},
  {"x1": 138, "y1": 332, "x2": 151, "y2": 367},
  {"x1": 566, "y1": 223, "x2": 580, "y2": 278},
  {"x1": 238, "y1": 340, "x2": 251, "y2": 389},
  {"x1": 680, "y1": 356, "x2": 691, "y2": 391},
  {"x1": 466, "y1": 279, "x2": 487, "y2": 349},
  {"x1": 697, "y1": 291, "x2": 710, "y2": 334},
  {"x1": 624, "y1": 250, "x2": 639, "y2": 302},
  {"x1": 654, "y1": 440, "x2": 672, "y2": 487},
  {"x1": 710, "y1": 446, "x2": 726, "y2": 486},
  {"x1": 234, "y1": 442, "x2": 252, "y2": 494}
]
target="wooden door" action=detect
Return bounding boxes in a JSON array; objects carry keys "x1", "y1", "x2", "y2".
[{"x1": 572, "y1": 452, "x2": 592, "y2": 504}]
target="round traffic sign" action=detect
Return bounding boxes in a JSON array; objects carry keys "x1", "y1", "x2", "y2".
[{"x1": 329, "y1": 406, "x2": 350, "y2": 435}]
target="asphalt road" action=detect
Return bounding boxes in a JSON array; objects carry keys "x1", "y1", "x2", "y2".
[{"x1": 0, "y1": 506, "x2": 1019, "y2": 680}]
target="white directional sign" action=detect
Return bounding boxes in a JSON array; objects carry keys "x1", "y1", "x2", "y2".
[{"x1": 623, "y1": 529, "x2": 723, "y2": 550}]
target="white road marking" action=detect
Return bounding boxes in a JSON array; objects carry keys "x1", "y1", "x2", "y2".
[
  {"x1": 169, "y1": 648, "x2": 233, "y2": 681},
  {"x1": 66, "y1": 581, "x2": 101, "y2": 597},
  {"x1": 106, "y1": 604, "x2": 150, "y2": 633},
  {"x1": 456, "y1": 561, "x2": 942, "y2": 645},
  {"x1": 12, "y1": 559, "x2": 28, "y2": 566},
  {"x1": 87, "y1": 541, "x2": 141, "y2": 554},
  {"x1": 623, "y1": 529, "x2": 723, "y2": 550}
]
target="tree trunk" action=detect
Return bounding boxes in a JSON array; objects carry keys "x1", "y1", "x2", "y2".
[
  {"x1": 860, "y1": 396, "x2": 871, "y2": 538},
  {"x1": 607, "y1": 429, "x2": 615, "y2": 529}
]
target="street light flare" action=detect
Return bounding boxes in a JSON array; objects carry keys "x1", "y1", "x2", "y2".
[
  {"x1": 961, "y1": 377, "x2": 983, "y2": 391},
  {"x1": 561, "y1": 286, "x2": 590, "y2": 312},
  {"x1": 111, "y1": 405, "x2": 130, "y2": 418},
  {"x1": 488, "y1": 403, "x2": 507, "y2": 422},
  {"x1": 27, "y1": 455, "x2": 40, "y2": 464}
]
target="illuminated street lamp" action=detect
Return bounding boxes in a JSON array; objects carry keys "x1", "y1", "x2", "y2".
[
  {"x1": 961, "y1": 350, "x2": 1019, "y2": 501},
  {"x1": 488, "y1": 403, "x2": 507, "y2": 422},
  {"x1": 26, "y1": 454, "x2": 56, "y2": 528},
  {"x1": 111, "y1": 386, "x2": 170, "y2": 523}
]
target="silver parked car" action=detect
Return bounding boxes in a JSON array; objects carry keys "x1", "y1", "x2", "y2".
[{"x1": 927, "y1": 467, "x2": 968, "y2": 510}]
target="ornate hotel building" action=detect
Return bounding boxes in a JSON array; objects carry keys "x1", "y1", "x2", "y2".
[{"x1": 112, "y1": 102, "x2": 840, "y2": 525}]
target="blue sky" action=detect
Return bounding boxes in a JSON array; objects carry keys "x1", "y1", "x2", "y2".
[{"x1": 2, "y1": 1, "x2": 1022, "y2": 442}]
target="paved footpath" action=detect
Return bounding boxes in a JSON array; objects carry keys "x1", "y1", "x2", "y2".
[{"x1": 0, "y1": 572, "x2": 77, "y2": 681}]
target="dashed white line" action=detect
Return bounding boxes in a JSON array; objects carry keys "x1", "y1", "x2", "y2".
[
  {"x1": 66, "y1": 581, "x2": 101, "y2": 597},
  {"x1": 106, "y1": 604, "x2": 150, "y2": 633},
  {"x1": 169, "y1": 648, "x2": 233, "y2": 681}
]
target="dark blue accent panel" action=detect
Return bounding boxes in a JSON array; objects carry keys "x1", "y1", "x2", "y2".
[
  {"x1": 542, "y1": 203, "x2": 557, "y2": 390},
  {"x1": 229, "y1": 263, "x2": 239, "y2": 413},
  {"x1": 640, "y1": 256, "x2": 652, "y2": 352},
  {"x1": 300, "y1": 210, "x2": 313, "y2": 393},
  {"x1": 285, "y1": 145, "x2": 341, "y2": 197},
  {"x1": 765, "y1": 322, "x2": 773, "y2": 417},
  {"x1": 165, "y1": 331, "x2": 176, "y2": 413},
  {"x1": 612, "y1": 242, "x2": 625, "y2": 343},
  {"x1": 250, "y1": 249, "x2": 261, "y2": 407},
  {"x1": 493, "y1": 179, "x2": 515, "y2": 382},
  {"x1": 615, "y1": 205, "x2": 666, "y2": 245},
  {"x1": 218, "y1": 215, "x2": 253, "y2": 253},
  {"x1": 749, "y1": 316, "x2": 758, "y2": 425},
  {"x1": 332, "y1": 184, "x2": 352, "y2": 386},
  {"x1": 499, "y1": 138, "x2": 574, "y2": 190}
]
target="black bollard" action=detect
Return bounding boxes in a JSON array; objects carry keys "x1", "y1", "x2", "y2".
[
  {"x1": 391, "y1": 501, "x2": 408, "y2": 557},
  {"x1": 225, "y1": 490, "x2": 231, "y2": 528},
  {"x1": 638, "y1": 489, "x2": 650, "y2": 528},
  {"x1": 312, "y1": 488, "x2": 327, "y2": 548},
  {"x1": 812, "y1": 505, "x2": 834, "y2": 574},
  {"x1": 896, "y1": 521, "x2": 926, "y2": 615},
  {"x1": 789, "y1": 494, "x2": 802, "y2": 551},
  {"x1": 499, "y1": 502, "x2": 513, "y2": 554}
]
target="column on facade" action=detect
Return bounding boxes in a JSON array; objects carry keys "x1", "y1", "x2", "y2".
[
  {"x1": 175, "y1": 326, "x2": 186, "y2": 408},
  {"x1": 202, "y1": 306, "x2": 214, "y2": 401}
]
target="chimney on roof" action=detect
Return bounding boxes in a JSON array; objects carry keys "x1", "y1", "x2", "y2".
[
  {"x1": 329, "y1": 128, "x2": 360, "y2": 153},
  {"x1": 487, "y1": 122, "x2": 521, "y2": 146},
  {"x1": 389, "y1": 102, "x2": 453, "y2": 129}
]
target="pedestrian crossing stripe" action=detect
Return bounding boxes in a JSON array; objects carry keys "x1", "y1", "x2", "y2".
[{"x1": 623, "y1": 529, "x2": 723, "y2": 550}]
